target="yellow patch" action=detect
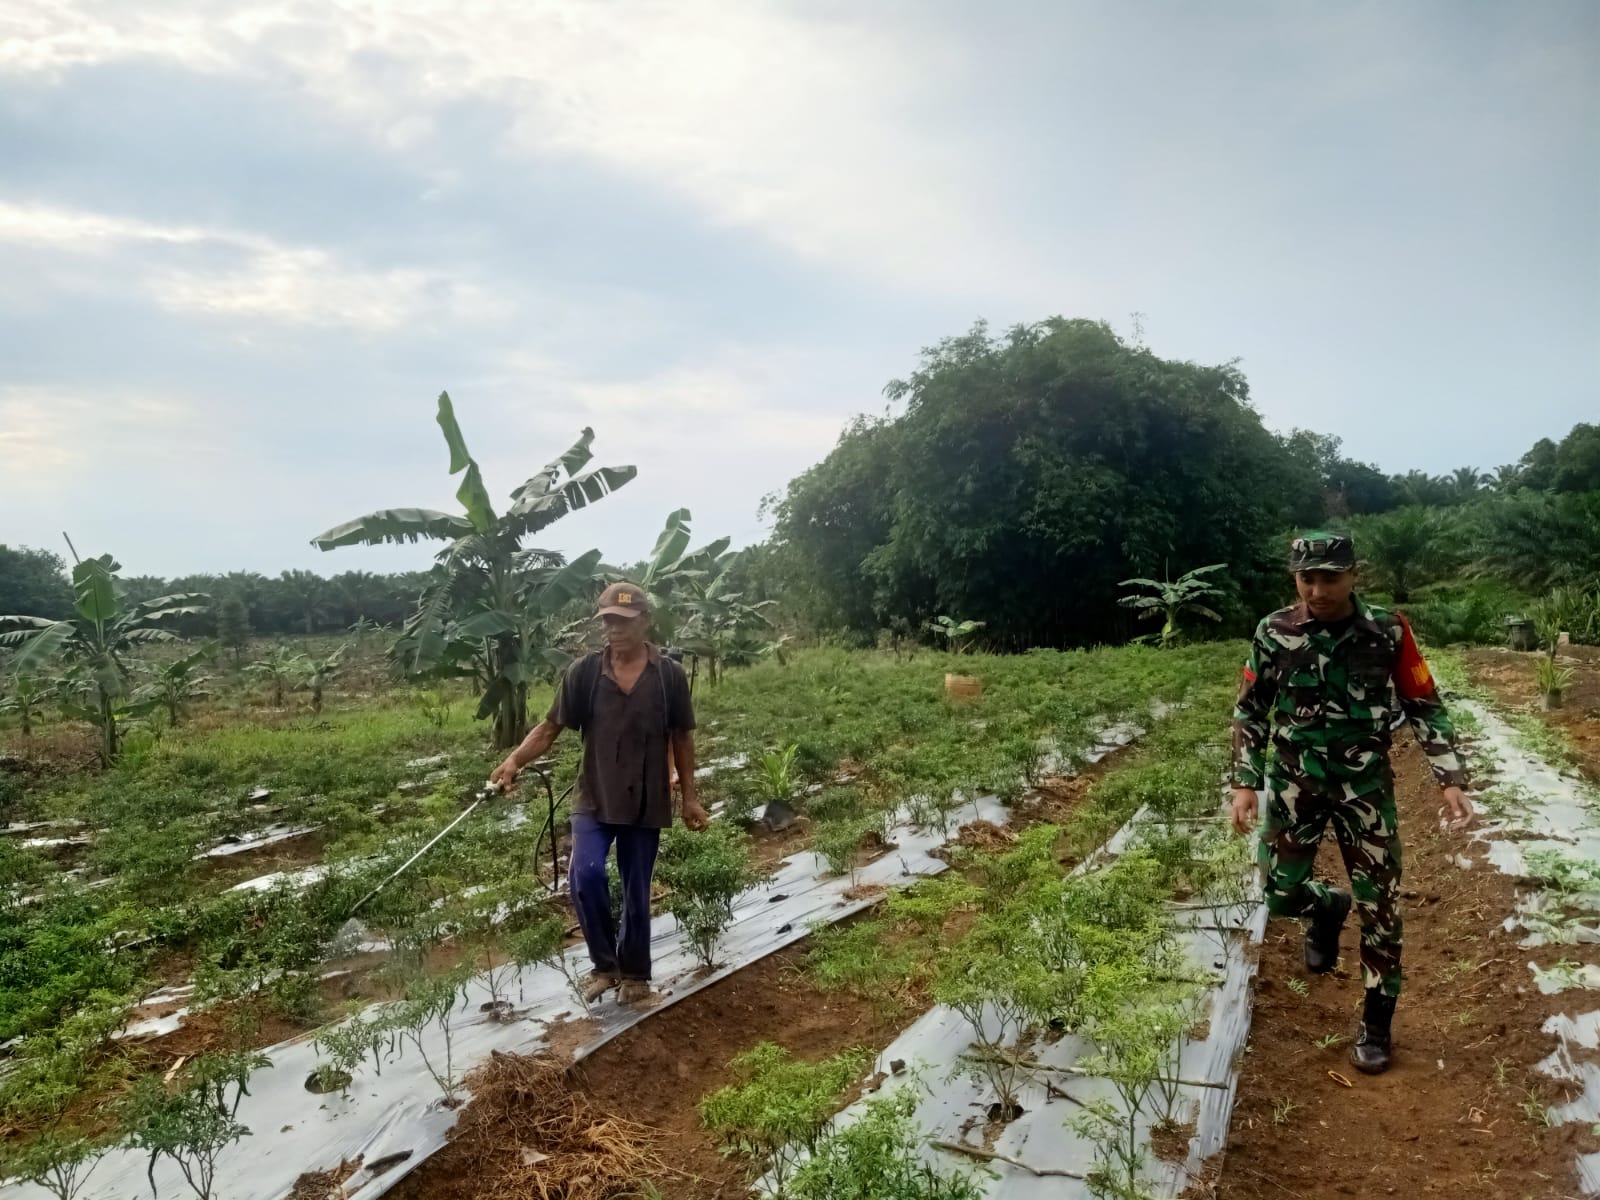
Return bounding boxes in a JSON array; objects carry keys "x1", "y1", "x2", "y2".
[
  {"x1": 1411, "y1": 661, "x2": 1431, "y2": 689},
  {"x1": 617, "y1": 591, "x2": 632, "y2": 604}
]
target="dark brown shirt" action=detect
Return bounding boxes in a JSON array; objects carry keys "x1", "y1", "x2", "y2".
[{"x1": 548, "y1": 644, "x2": 695, "y2": 829}]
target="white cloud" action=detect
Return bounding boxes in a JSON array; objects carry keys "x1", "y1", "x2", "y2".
[
  {"x1": 0, "y1": 385, "x2": 213, "y2": 481},
  {"x1": 0, "y1": 200, "x2": 506, "y2": 330},
  {"x1": 0, "y1": 1, "x2": 1050, "y2": 301}
]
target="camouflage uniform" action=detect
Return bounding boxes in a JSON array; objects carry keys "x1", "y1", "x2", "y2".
[{"x1": 1231, "y1": 596, "x2": 1467, "y2": 996}]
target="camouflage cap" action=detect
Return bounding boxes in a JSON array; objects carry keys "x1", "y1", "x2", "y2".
[{"x1": 1288, "y1": 530, "x2": 1355, "y2": 574}]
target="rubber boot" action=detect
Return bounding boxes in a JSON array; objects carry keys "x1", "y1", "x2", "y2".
[
  {"x1": 1350, "y1": 989, "x2": 1396, "y2": 1075},
  {"x1": 1304, "y1": 887, "x2": 1352, "y2": 974}
]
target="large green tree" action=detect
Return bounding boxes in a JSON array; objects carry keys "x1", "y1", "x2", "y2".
[
  {"x1": 768, "y1": 319, "x2": 1304, "y2": 648},
  {"x1": 0, "y1": 546, "x2": 72, "y2": 621},
  {"x1": 312, "y1": 393, "x2": 635, "y2": 748}
]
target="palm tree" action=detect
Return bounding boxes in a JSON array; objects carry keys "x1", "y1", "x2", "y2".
[
  {"x1": 1117, "y1": 563, "x2": 1226, "y2": 647},
  {"x1": 277, "y1": 570, "x2": 328, "y2": 635},
  {"x1": 312, "y1": 392, "x2": 635, "y2": 748},
  {"x1": 0, "y1": 554, "x2": 207, "y2": 763},
  {"x1": 1448, "y1": 466, "x2": 1491, "y2": 502},
  {"x1": 1350, "y1": 508, "x2": 1442, "y2": 603}
]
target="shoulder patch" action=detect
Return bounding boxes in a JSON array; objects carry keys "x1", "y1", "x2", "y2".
[{"x1": 1394, "y1": 612, "x2": 1436, "y2": 700}]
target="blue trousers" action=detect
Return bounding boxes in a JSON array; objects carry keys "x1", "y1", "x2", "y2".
[{"x1": 569, "y1": 811, "x2": 661, "y2": 980}]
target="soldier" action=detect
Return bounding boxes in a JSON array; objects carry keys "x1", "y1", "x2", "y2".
[{"x1": 1230, "y1": 531, "x2": 1473, "y2": 1074}]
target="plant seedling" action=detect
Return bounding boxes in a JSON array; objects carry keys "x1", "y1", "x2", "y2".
[{"x1": 376, "y1": 969, "x2": 472, "y2": 1107}]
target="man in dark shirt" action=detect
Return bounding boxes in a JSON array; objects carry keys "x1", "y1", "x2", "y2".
[{"x1": 491, "y1": 581, "x2": 708, "y2": 1005}]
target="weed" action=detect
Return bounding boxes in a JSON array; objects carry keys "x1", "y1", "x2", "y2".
[
  {"x1": 1313, "y1": 1033, "x2": 1346, "y2": 1050},
  {"x1": 1285, "y1": 977, "x2": 1308, "y2": 998},
  {"x1": 1519, "y1": 1088, "x2": 1555, "y2": 1127},
  {"x1": 1272, "y1": 1096, "x2": 1301, "y2": 1125}
]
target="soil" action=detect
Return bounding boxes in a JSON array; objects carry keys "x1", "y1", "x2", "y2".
[
  {"x1": 393, "y1": 942, "x2": 913, "y2": 1200},
  {"x1": 1464, "y1": 646, "x2": 1600, "y2": 786},
  {"x1": 1214, "y1": 739, "x2": 1600, "y2": 1200}
]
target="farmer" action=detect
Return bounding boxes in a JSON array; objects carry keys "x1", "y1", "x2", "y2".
[
  {"x1": 490, "y1": 581, "x2": 708, "y2": 1005},
  {"x1": 1230, "y1": 531, "x2": 1472, "y2": 1074}
]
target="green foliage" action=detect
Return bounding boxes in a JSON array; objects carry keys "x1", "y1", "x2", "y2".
[
  {"x1": 758, "y1": 743, "x2": 800, "y2": 805},
  {"x1": 246, "y1": 644, "x2": 308, "y2": 707},
  {"x1": 700, "y1": 1042, "x2": 872, "y2": 1191},
  {"x1": 765, "y1": 318, "x2": 1312, "y2": 648},
  {"x1": 1350, "y1": 507, "x2": 1451, "y2": 602},
  {"x1": 0, "y1": 545, "x2": 73, "y2": 621},
  {"x1": 657, "y1": 823, "x2": 759, "y2": 968},
  {"x1": 814, "y1": 817, "x2": 871, "y2": 882},
  {"x1": 925, "y1": 616, "x2": 984, "y2": 654},
  {"x1": 786, "y1": 1088, "x2": 985, "y2": 1200},
  {"x1": 0, "y1": 553, "x2": 208, "y2": 763},
  {"x1": 1536, "y1": 657, "x2": 1575, "y2": 700},
  {"x1": 375, "y1": 968, "x2": 472, "y2": 1106},
  {"x1": 1117, "y1": 564, "x2": 1226, "y2": 647},
  {"x1": 1401, "y1": 580, "x2": 1528, "y2": 646},
  {"x1": 0, "y1": 1129, "x2": 107, "y2": 1200},
  {"x1": 314, "y1": 393, "x2": 635, "y2": 748},
  {"x1": 121, "y1": 1070, "x2": 251, "y2": 1200},
  {"x1": 312, "y1": 1011, "x2": 395, "y2": 1096}
]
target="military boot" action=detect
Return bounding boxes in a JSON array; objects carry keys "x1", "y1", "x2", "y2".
[
  {"x1": 1304, "y1": 887, "x2": 1352, "y2": 974},
  {"x1": 1350, "y1": 989, "x2": 1396, "y2": 1075}
]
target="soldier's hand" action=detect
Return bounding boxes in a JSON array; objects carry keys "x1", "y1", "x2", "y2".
[
  {"x1": 489, "y1": 756, "x2": 521, "y2": 793},
  {"x1": 1439, "y1": 785, "x2": 1474, "y2": 830},
  {"x1": 1230, "y1": 788, "x2": 1259, "y2": 837}
]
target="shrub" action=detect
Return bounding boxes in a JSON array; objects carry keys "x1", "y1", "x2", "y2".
[
  {"x1": 657, "y1": 824, "x2": 759, "y2": 969},
  {"x1": 787, "y1": 1088, "x2": 983, "y2": 1200},
  {"x1": 700, "y1": 1042, "x2": 872, "y2": 1190}
]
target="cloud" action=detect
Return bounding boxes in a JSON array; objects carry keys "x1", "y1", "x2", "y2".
[
  {"x1": 0, "y1": 199, "x2": 507, "y2": 330},
  {"x1": 1, "y1": 1, "x2": 1050, "y2": 302},
  {"x1": 0, "y1": 384, "x2": 214, "y2": 481}
]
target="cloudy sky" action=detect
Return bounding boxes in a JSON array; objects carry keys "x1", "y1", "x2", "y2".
[{"x1": 2, "y1": 1, "x2": 1595, "y2": 578}]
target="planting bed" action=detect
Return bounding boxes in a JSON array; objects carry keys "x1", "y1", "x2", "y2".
[{"x1": 1464, "y1": 645, "x2": 1600, "y2": 787}]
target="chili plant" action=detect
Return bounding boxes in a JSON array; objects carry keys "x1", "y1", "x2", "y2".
[
  {"x1": 376, "y1": 968, "x2": 472, "y2": 1107},
  {"x1": 656, "y1": 823, "x2": 758, "y2": 969},
  {"x1": 121, "y1": 1074, "x2": 251, "y2": 1200},
  {"x1": 700, "y1": 1042, "x2": 871, "y2": 1194},
  {"x1": 787, "y1": 1088, "x2": 985, "y2": 1200},
  {"x1": 0, "y1": 1130, "x2": 108, "y2": 1200},
  {"x1": 312, "y1": 1012, "x2": 395, "y2": 1097}
]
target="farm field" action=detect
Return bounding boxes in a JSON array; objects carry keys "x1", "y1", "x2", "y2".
[{"x1": 4, "y1": 636, "x2": 1259, "y2": 1199}]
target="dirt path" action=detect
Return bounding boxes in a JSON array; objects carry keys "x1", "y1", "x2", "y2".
[{"x1": 1216, "y1": 740, "x2": 1599, "y2": 1200}]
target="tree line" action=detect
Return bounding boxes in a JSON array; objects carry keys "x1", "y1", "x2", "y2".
[
  {"x1": 0, "y1": 548, "x2": 433, "y2": 637},
  {"x1": 755, "y1": 318, "x2": 1600, "y2": 648}
]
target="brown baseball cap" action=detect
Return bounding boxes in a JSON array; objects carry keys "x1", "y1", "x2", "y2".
[{"x1": 597, "y1": 580, "x2": 649, "y2": 619}]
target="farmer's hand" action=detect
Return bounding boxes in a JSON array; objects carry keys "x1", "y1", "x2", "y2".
[
  {"x1": 1440, "y1": 785, "x2": 1474, "y2": 830},
  {"x1": 1230, "y1": 787, "x2": 1259, "y2": 837},
  {"x1": 681, "y1": 796, "x2": 710, "y2": 832},
  {"x1": 489, "y1": 755, "x2": 521, "y2": 793}
]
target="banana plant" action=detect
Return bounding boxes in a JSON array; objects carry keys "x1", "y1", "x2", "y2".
[
  {"x1": 636, "y1": 508, "x2": 734, "y2": 647},
  {"x1": 0, "y1": 672, "x2": 51, "y2": 736},
  {"x1": 0, "y1": 554, "x2": 208, "y2": 763},
  {"x1": 313, "y1": 393, "x2": 635, "y2": 748},
  {"x1": 1116, "y1": 563, "x2": 1226, "y2": 648},
  {"x1": 137, "y1": 641, "x2": 216, "y2": 727},
  {"x1": 246, "y1": 645, "x2": 308, "y2": 708},
  {"x1": 306, "y1": 644, "x2": 345, "y2": 714}
]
